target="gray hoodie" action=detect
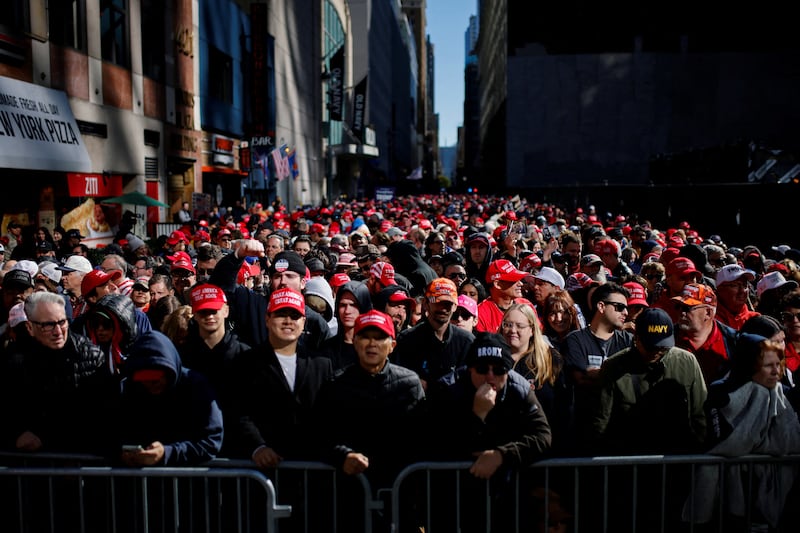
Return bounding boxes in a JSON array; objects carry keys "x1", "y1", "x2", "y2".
[{"x1": 304, "y1": 276, "x2": 338, "y2": 337}]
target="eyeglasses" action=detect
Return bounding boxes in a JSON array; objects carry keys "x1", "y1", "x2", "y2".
[
  {"x1": 448, "y1": 272, "x2": 467, "y2": 281},
  {"x1": 31, "y1": 318, "x2": 69, "y2": 332},
  {"x1": 676, "y1": 303, "x2": 699, "y2": 314},
  {"x1": 473, "y1": 363, "x2": 508, "y2": 376},
  {"x1": 780, "y1": 311, "x2": 800, "y2": 323},
  {"x1": 196, "y1": 268, "x2": 215, "y2": 276},
  {"x1": 602, "y1": 301, "x2": 629, "y2": 313},
  {"x1": 501, "y1": 321, "x2": 531, "y2": 331}
]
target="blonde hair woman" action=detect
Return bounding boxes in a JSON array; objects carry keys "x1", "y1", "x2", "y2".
[{"x1": 500, "y1": 303, "x2": 569, "y2": 452}]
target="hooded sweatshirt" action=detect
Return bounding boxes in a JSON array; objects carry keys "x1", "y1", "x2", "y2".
[
  {"x1": 385, "y1": 240, "x2": 438, "y2": 297},
  {"x1": 118, "y1": 331, "x2": 223, "y2": 465},
  {"x1": 91, "y1": 293, "x2": 139, "y2": 373},
  {"x1": 321, "y1": 280, "x2": 373, "y2": 372},
  {"x1": 305, "y1": 276, "x2": 338, "y2": 337}
]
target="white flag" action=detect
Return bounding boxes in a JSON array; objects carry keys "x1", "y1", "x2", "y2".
[{"x1": 406, "y1": 166, "x2": 423, "y2": 180}]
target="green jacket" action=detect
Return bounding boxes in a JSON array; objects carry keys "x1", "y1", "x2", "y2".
[{"x1": 590, "y1": 346, "x2": 707, "y2": 455}]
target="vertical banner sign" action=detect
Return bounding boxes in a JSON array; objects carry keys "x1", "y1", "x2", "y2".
[
  {"x1": 249, "y1": 4, "x2": 274, "y2": 191},
  {"x1": 328, "y1": 47, "x2": 344, "y2": 121},
  {"x1": 250, "y1": 3, "x2": 269, "y2": 136},
  {"x1": 351, "y1": 75, "x2": 368, "y2": 141}
]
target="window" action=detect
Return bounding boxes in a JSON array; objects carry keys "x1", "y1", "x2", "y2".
[
  {"x1": 50, "y1": 0, "x2": 85, "y2": 51},
  {"x1": 141, "y1": 0, "x2": 165, "y2": 80},
  {"x1": 209, "y1": 46, "x2": 233, "y2": 104},
  {"x1": 101, "y1": 0, "x2": 129, "y2": 67}
]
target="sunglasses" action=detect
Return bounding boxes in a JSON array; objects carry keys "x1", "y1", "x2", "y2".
[
  {"x1": 451, "y1": 310, "x2": 474, "y2": 321},
  {"x1": 644, "y1": 274, "x2": 663, "y2": 280},
  {"x1": 448, "y1": 272, "x2": 467, "y2": 281},
  {"x1": 196, "y1": 268, "x2": 215, "y2": 276},
  {"x1": 603, "y1": 301, "x2": 628, "y2": 313},
  {"x1": 473, "y1": 363, "x2": 508, "y2": 376}
]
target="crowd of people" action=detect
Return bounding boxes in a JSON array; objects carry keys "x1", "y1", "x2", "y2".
[{"x1": 1, "y1": 191, "x2": 800, "y2": 530}]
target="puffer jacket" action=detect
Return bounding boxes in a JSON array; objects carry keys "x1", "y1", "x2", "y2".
[{"x1": 2, "y1": 331, "x2": 119, "y2": 455}]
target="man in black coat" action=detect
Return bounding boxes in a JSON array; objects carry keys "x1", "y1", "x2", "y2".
[
  {"x1": 228, "y1": 287, "x2": 333, "y2": 465},
  {"x1": 1, "y1": 291, "x2": 119, "y2": 456},
  {"x1": 313, "y1": 310, "x2": 425, "y2": 489},
  {"x1": 179, "y1": 283, "x2": 251, "y2": 422},
  {"x1": 426, "y1": 332, "x2": 552, "y2": 532}
]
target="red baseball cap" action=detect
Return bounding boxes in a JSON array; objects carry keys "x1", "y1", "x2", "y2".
[
  {"x1": 666, "y1": 257, "x2": 700, "y2": 279},
  {"x1": 519, "y1": 254, "x2": 542, "y2": 273},
  {"x1": 166, "y1": 230, "x2": 188, "y2": 246},
  {"x1": 370, "y1": 262, "x2": 396, "y2": 286},
  {"x1": 353, "y1": 310, "x2": 396, "y2": 339},
  {"x1": 190, "y1": 284, "x2": 228, "y2": 312},
  {"x1": 81, "y1": 269, "x2": 122, "y2": 297},
  {"x1": 486, "y1": 259, "x2": 527, "y2": 284},
  {"x1": 330, "y1": 273, "x2": 351, "y2": 288},
  {"x1": 268, "y1": 287, "x2": 306, "y2": 315},
  {"x1": 623, "y1": 282, "x2": 649, "y2": 307}
]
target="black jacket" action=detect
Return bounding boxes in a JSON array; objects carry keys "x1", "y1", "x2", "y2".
[
  {"x1": 392, "y1": 319, "x2": 474, "y2": 385},
  {"x1": 2, "y1": 331, "x2": 119, "y2": 455},
  {"x1": 312, "y1": 360, "x2": 426, "y2": 488},
  {"x1": 178, "y1": 325, "x2": 251, "y2": 412},
  {"x1": 385, "y1": 240, "x2": 438, "y2": 297},
  {"x1": 426, "y1": 367, "x2": 552, "y2": 467},
  {"x1": 228, "y1": 342, "x2": 333, "y2": 460}
]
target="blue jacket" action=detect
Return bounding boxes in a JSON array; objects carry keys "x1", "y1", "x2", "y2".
[{"x1": 118, "y1": 331, "x2": 223, "y2": 465}]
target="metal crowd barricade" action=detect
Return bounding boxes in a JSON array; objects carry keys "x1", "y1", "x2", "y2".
[
  {"x1": 3, "y1": 452, "x2": 800, "y2": 532},
  {"x1": 390, "y1": 455, "x2": 800, "y2": 533},
  {"x1": 211, "y1": 458, "x2": 382, "y2": 533},
  {"x1": 0, "y1": 454, "x2": 290, "y2": 533}
]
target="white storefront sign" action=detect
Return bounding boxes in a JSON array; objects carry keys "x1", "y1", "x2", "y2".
[{"x1": 0, "y1": 76, "x2": 92, "y2": 172}]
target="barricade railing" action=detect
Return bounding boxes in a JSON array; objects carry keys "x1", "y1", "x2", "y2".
[
  {"x1": 391, "y1": 454, "x2": 800, "y2": 533},
  {"x1": 2, "y1": 452, "x2": 799, "y2": 533},
  {"x1": 210, "y1": 458, "x2": 381, "y2": 532},
  {"x1": 0, "y1": 458, "x2": 290, "y2": 533}
]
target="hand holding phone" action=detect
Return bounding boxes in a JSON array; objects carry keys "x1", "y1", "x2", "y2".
[{"x1": 122, "y1": 445, "x2": 143, "y2": 452}]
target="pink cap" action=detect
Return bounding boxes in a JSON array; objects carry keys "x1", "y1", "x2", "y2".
[{"x1": 457, "y1": 294, "x2": 478, "y2": 317}]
